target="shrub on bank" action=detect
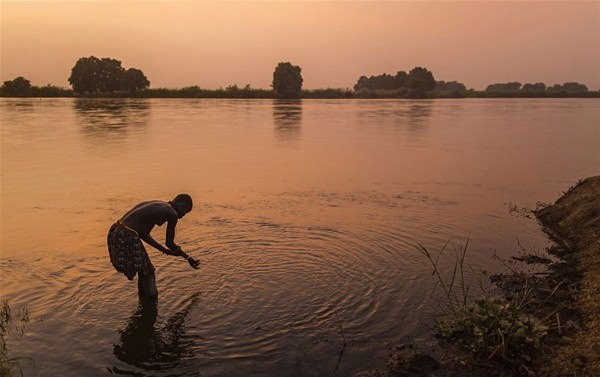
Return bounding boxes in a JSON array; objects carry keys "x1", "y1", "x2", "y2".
[{"x1": 417, "y1": 242, "x2": 555, "y2": 369}]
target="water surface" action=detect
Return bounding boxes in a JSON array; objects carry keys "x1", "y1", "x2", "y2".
[{"x1": 1, "y1": 98, "x2": 598, "y2": 376}]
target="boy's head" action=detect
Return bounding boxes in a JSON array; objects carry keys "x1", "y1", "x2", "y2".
[{"x1": 171, "y1": 194, "x2": 193, "y2": 218}]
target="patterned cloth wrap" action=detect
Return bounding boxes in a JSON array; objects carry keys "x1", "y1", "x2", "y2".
[{"x1": 107, "y1": 222, "x2": 155, "y2": 280}]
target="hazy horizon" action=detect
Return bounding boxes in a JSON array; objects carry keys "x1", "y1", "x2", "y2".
[{"x1": 1, "y1": 1, "x2": 599, "y2": 91}]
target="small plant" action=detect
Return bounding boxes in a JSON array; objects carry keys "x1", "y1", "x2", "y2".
[
  {"x1": 1, "y1": 299, "x2": 33, "y2": 377},
  {"x1": 417, "y1": 241, "x2": 552, "y2": 367},
  {"x1": 437, "y1": 293, "x2": 549, "y2": 364}
]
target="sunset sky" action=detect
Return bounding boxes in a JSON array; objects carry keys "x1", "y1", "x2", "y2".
[{"x1": 1, "y1": 1, "x2": 599, "y2": 90}]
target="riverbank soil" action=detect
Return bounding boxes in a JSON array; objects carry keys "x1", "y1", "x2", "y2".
[{"x1": 535, "y1": 176, "x2": 600, "y2": 376}]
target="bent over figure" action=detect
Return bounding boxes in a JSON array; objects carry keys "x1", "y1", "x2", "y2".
[{"x1": 107, "y1": 194, "x2": 199, "y2": 298}]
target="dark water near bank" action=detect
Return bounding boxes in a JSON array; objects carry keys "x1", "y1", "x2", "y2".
[{"x1": 0, "y1": 98, "x2": 598, "y2": 376}]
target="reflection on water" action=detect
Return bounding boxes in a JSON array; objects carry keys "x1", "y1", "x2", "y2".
[
  {"x1": 111, "y1": 293, "x2": 200, "y2": 375},
  {"x1": 357, "y1": 101, "x2": 433, "y2": 136},
  {"x1": 74, "y1": 99, "x2": 150, "y2": 137},
  {"x1": 5, "y1": 99, "x2": 36, "y2": 112},
  {"x1": 273, "y1": 99, "x2": 302, "y2": 142},
  {"x1": 405, "y1": 102, "x2": 433, "y2": 126}
]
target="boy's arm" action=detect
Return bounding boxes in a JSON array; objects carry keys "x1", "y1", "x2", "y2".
[
  {"x1": 165, "y1": 217, "x2": 179, "y2": 251},
  {"x1": 165, "y1": 215, "x2": 199, "y2": 268},
  {"x1": 139, "y1": 232, "x2": 173, "y2": 254}
]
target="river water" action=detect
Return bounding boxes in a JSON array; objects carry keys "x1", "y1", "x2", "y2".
[{"x1": 0, "y1": 98, "x2": 598, "y2": 376}]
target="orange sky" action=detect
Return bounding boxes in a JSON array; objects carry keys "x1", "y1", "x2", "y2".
[{"x1": 1, "y1": 1, "x2": 599, "y2": 90}]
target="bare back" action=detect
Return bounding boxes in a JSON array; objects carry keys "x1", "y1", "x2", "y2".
[{"x1": 120, "y1": 201, "x2": 178, "y2": 236}]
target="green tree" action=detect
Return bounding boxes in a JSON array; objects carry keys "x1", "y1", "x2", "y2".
[
  {"x1": 407, "y1": 67, "x2": 436, "y2": 98},
  {"x1": 122, "y1": 68, "x2": 150, "y2": 92},
  {"x1": 68, "y1": 56, "x2": 125, "y2": 93},
  {"x1": 272, "y1": 62, "x2": 303, "y2": 99},
  {"x1": 1, "y1": 77, "x2": 32, "y2": 96}
]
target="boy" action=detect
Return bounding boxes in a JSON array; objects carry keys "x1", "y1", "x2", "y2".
[{"x1": 107, "y1": 194, "x2": 200, "y2": 298}]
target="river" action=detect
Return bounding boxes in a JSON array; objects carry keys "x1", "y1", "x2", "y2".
[{"x1": 0, "y1": 98, "x2": 597, "y2": 376}]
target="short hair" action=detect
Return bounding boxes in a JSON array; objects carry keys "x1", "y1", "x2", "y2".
[{"x1": 173, "y1": 193, "x2": 193, "y2": 210}]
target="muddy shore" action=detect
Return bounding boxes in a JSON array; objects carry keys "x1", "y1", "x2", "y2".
[{"x1": 534, "y1": 176, "x2": 600, "y2": 376}]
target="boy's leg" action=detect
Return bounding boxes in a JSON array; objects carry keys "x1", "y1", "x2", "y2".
[{"x1": 137, "y1": 271, "x2": 158, "y2": 298}]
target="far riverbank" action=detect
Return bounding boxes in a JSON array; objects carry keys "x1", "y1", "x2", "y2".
[{"x1": 1, "y1": 88, "x2": 599, "y2": 99}]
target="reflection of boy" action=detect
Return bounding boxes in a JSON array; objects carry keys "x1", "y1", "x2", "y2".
[{"x1": 107, "y1": 194, "x2": 199, "y2": 298}]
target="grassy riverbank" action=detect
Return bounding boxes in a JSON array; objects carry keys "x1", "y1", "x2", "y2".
[{"x1": 362, "y1": 176, "x2": 599, "y2": 376}]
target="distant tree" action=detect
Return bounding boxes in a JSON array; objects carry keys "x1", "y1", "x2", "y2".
[
  {"x1": 546, "y1": 82, "x2": 587, "y2": 94},
  {"x1": 375, "y1": 73, "x2": 394, "y2": 90},
  {"x1": 485, "y1": 82, "x2": 522, "y2": 93},
  {"x1": 561, "y1": 82, "x2": 588, "y2": 93},
  {"x1": 354, "y1": 76, "x2": 369, "y2": 91},
  {"x1": 1, "y1": 77, "x2": 32, "y2": 96},
  {"x1": 353, "y1": 71, "x2": 409, "y2": 92},
  {"x1": 432, "y1": 81, "x2": 468, "y2": 98},
  {"x1": 546, "y1": 84, "x2": 564, "y2": 93},
  {"x1": 99, "y1": 58, "x2": 126, "y2": 92},
  {"x1": 68, "y1": 56, "x2": 126, "y2": 93},
  {"x1": 434, "y1": 81, "x2": 467, "y2": 92},
  {"x1": 521, "y1": 83, "x2": 546, "y2": 92},
  {"x1": 122, "y1": 68, "x2": 150, "y2": 92},
  {"x1": 272, "y1": 62, "x2": 303, "y2": 99},
  {"x1": 407, "y1": 67, "x2": 436, "y2": 97},
  {"x1": 395, "y1": 71, "x2": 409, "y2": 88}
]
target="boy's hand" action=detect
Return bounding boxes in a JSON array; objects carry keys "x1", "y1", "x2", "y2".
[{"x1": 187, "y1": 257, "x2": 200, "y2": 269}]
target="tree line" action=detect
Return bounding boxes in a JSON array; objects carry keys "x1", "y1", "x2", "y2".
[
  {"x1": 352, "y1": 70, "x2": 592, "y2": 98},
  {"x1": 482, "y1": 81, "x2": 589, "y2": 96},
  {"x1": 0, "y1": 77, "x2": 72, "y2": 97},
  {"x1": 0, "y1": 57, "x2": 305, "y2": 99},
  {"x1": 1, "y1": 56, "x2": 597, "y2": 98},
  {"x1": 353, "y1": 67, "x2": 437, "y2": 98}
]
